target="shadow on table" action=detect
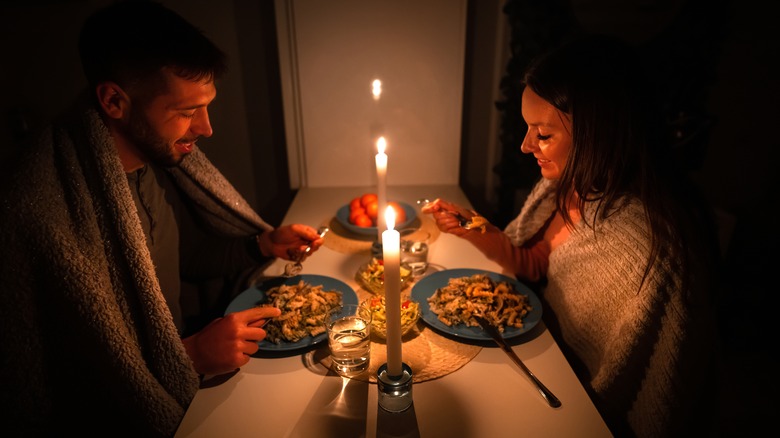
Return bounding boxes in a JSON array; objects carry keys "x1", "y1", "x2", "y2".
[
  {"x1": 376, "y1": 403, "x2": 420, "y2": 438},
  {"x1": 291, "y1": 346, "x2": 422, "y2": 437},
  {"x1": 289, "y1": 373, "x2": 423, "y2": 438},
  {"x1": 289, "y1": 368, "x2": 372, "y2": 437}
]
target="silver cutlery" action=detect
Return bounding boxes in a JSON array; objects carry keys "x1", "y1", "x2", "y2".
[
  {"x1": 283, "y1": 226, "x2": 330, "y2": 277},
  {"x1": 416, "y1": 198, "x2": 481, "y2": 230},
  {"x1": 474, "y1": 315, "x2": 562, "y2": 408}
]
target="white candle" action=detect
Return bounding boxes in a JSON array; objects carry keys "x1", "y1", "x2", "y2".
[
  {"x1": 370, "y1": 78, "x2": 384, "y2": 142},
  {"x1": 375, "y1": 137, "x2": 388, "y2": 241},
  {"x1": 372, "y1": 79, "x2": 382, "y2": 101},
  {"x1": 382, "y1": 206, "x2": 403, "y2": 376}
]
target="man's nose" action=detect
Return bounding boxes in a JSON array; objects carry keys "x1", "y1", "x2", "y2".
[{"x1": 192, "y1": 108, "x2": 213, "y2": 138}]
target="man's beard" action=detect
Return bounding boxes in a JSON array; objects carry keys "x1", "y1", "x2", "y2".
[{"x1": 126, "y1": 110, "x2": 184, "y2": 168}]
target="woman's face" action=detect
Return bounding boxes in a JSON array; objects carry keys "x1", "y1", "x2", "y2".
[{"x1": 520, "y1": 87, "x2": 572, "y2": 180}]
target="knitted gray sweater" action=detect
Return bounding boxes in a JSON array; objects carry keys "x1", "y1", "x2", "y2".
[
  {"x1": 0, "y1": 101, "x2": 272, "y2": 436},
  {"x1": 505, "y1": 178, "x2": 717, "y2": 437}
]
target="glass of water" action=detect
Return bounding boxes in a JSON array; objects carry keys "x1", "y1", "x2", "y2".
[
  {"x1": 326, "y1": 304, "x2": 372, "y2": 377},
  {"x1": 400, "y1": 230, "x2": 430, "y2": 277}
]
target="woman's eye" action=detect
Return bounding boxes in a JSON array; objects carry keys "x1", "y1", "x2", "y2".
[{"x1": 537, "y1": 134, "x2": 551, "y2": 141}]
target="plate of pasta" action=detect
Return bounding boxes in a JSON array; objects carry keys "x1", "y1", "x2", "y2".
[
  {"x1": 225, "y1": 274, "x2": 358, "y2": 351},
  {"x1": 410, "y1": 269, "x2": 542, "y2": 341}
]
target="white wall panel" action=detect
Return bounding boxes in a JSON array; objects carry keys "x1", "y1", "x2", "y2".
[{"x1": 276, "y1": 0, "x2": 467, "y2": 188}]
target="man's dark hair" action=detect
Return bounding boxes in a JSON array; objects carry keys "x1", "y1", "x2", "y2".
[{"x1": 78, "y1": 0, "x2": 227, "y2": 92}]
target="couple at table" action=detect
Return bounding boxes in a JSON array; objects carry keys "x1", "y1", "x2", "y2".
[{"x1": 0, "y1": 2, "x2": 719, "y2": 438}]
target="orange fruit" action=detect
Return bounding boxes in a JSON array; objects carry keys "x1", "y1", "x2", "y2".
[
  {"x1": 365, "y1": 201, "x2": 379, "y2": 221},
  {"x1": 354, "y1": 214, "x2": 373, "y2": 228},
  {"x1": 349, "y1": 206, "x2": 366, "y2": 224},
  {"x1": 388, "y1": 201, "x2": 406, "y2": 223},
  {"x1": 360, "y1": 193, "x2": 378, "y2": 207},
  {"x1": 349, "y1": 197, "x2": 362, "y2": 210}
]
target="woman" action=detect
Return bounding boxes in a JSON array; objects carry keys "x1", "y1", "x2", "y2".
[{"x1": 423, "y1": 35, "x2": 720, "y2": 437}]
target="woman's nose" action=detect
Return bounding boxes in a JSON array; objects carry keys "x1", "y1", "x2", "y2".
[{"x1": 520, "y1": 131, "x2": 535, "y2": 154}]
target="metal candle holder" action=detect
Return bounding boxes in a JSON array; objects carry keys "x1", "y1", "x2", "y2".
[
  {"x1": 376, "y1": 362, "x2": 413, "y2": 413},
  {"x1": 371, "y1": 241, "x2": 383, "y2": 259}
]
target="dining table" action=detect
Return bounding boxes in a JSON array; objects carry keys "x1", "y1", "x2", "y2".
[{"x1": 174, "y1": 184, "x2": 612, "y2": 438}]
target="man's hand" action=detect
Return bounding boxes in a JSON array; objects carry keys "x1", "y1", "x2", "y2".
[
  {"x1": 182, "y1": 306, "x2": 281, "y2": 376},
  {"x1": 256, "y1": 224, "x2": 325, "y2": 260}
]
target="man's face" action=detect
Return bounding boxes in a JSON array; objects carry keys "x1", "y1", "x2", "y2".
[{"x1": 124, "y1": 70, "x2": 217, "y2": 167}]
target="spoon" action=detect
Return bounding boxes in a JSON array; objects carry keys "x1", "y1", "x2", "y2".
[
  {"x1": 416, "y1": 198, "x2": 483, "y2": 230},
  {"x1": 283, "y1": 226, "x2": 330, "y2": 277}
]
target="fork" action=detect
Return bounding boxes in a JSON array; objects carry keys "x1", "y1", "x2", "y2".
[
  {"x1": 283, "y1": 226, "x2": 330, "y2": 277},
  {"x1": 417, "y1": 198, "x2": 482, "y2": 230}
]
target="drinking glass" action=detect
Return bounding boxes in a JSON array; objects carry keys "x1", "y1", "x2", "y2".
[
  {"x1": 326, "y1": 304, "x2": 372, "y2": 377},
  {"x1": 400, "y1": 230, "x2": 430, "y2": 277}
]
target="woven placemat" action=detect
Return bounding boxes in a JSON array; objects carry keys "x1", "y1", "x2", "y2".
[
  {"x1": 319, "y1": 288, "x2": 482, "y2": 383},
  {"x1": 318, "y1": 324, "x2": 481, "y2": 383},
  {"x1": 364, "y1": 325, "x2": 481, "y2": 383},
  {"x1": 321, "y1": 214, "x2": 441, "y2": 254}
]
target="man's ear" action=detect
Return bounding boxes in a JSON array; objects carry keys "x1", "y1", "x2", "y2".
[{"x1": 95, "y1": 82, "x2": 130, "y2": 120}]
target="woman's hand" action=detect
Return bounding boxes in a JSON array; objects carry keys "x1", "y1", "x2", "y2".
[
  {"x1": 182, "y1": 306, "x2": 281, "y2": 376},
  {"x1": 420, "y1": 198, "x2": 478, "y2": 236},
  {"x1": 257, "y1": 224, "x2": 324, "y2": 260}
]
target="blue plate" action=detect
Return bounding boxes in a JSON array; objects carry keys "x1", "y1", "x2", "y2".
[
  {"x1": 335, "y1": 201, "x2": 417, "y2": 235},
  {"x1": 225, "y1": 274, "x2": 358, "y2": 351},
  {"x1": 410, "y1": 268, "x2": 542, "y2": 341}
]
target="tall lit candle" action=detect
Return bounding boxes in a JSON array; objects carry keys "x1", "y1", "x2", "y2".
[
  {"x1": 372, "y1": 78, "x2": 382, "y2": 102},
  {"x1": 382, "y1": 206, "x2": 402, "y2": 376},
  {"x1": 375, "y1": 136, "x2": 388, "y2": 241},
  {"x1": 371, "y1": 79, "x2": 383, "y2": 136}
]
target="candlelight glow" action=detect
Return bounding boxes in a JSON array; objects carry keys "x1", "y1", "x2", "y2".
[
  {"x1": 381, "y1": 210, "x2": 402, "y2": 376},
  {"x1": 376, "y1": 136, "x2": 386, "y2": 154},
  {"x1": 372, "y1": 79, "x2": 382, "y2": 100},
  {"x1": 385, "y1": 206, "x2": 396, "y2": 231}
]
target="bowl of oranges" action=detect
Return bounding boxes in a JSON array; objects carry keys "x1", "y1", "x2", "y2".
[{"x1": 336, "y1": 192, "x2": 417, "y2": 235}]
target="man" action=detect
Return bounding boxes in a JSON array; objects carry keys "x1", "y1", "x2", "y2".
[{"x1": 0, "y1": 1, "x2": 322, "y2": 435}]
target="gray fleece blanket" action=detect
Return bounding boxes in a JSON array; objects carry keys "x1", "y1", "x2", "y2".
[
  {"x1": 0, "y1": 101, "x2": 272, "y2": 436},
  {"x1": 504, "y1": 178, "x2": 718, "y2": 437}
]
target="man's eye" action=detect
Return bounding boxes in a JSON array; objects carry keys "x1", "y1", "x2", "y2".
[{"x1": 181, "y1": 111, "x2": 197, "y2": 119}]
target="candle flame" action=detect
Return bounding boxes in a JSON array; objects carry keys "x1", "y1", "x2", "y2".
[
  {"x1": 372, "y1": 79, "x2": 382, "y2": 100},
  {"x1": 385, "y1": 206, "x2": 396, "y2": 230},
  {"x1": 376, "y1": 136, "x2": 386, "y2": 154}
]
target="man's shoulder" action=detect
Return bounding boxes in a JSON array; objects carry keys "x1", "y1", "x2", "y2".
[{"x1": 1, "y1": 123, "x2": 71, "y2": 217}]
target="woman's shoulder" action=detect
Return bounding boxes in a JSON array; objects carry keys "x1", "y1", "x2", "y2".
[
  {"x1": 582, "y1": 195, "x2": 648, "y2": 235},
  {"x1": 571, "y1": 196, "x2": 655, "y2": 267}
]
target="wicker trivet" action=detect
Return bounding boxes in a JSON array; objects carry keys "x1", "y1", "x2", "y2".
[
  {"x1": 318, "y1": 323, "x2": 481, "y2": 383},
  {"x1": 319, "y1": 286, "x2": 482, "y2": 383}
]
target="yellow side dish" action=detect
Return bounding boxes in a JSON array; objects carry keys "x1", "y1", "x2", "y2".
[
  {"x1": 356, "y1": 257, "x2": 412, "y2": 295},
  {"x1": 365, "y1": 296, "x2": 420, "y2": 339}
]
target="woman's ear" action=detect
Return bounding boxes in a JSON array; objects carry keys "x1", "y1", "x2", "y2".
[{"x1": 95, "y1": 82, "x2": 130, "y2": 120}]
